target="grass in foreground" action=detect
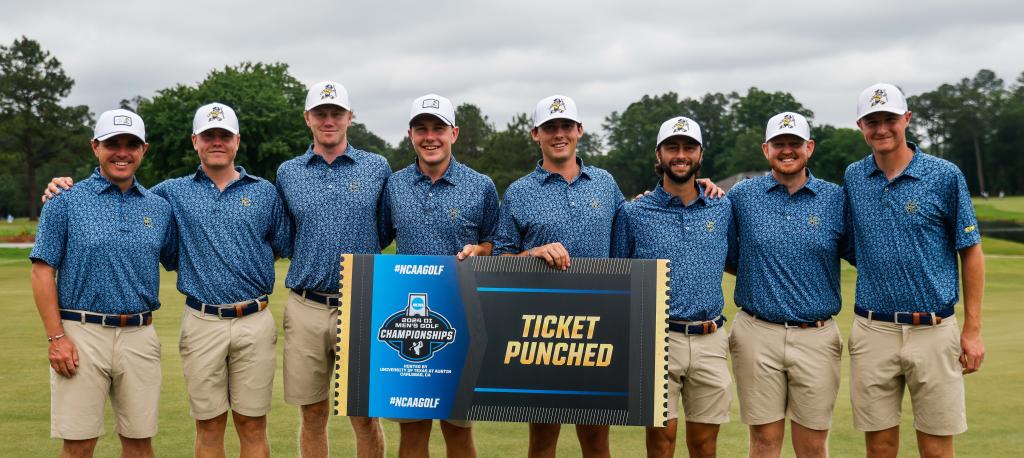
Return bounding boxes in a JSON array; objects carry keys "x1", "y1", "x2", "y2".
[{"x1": 1, "y1": 240, "x2": 1022, "y2": 456}]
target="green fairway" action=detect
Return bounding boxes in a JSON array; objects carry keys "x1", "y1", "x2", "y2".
[
  {"x1": 973, "y1": 196, "x2": 1024, "y2": 223},
  {"x1": 1, "y1": 239, "x2": 1021, "y2": 457}
]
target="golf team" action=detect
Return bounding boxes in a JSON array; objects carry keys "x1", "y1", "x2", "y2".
[{"x1": 30, "y1": 81, "x2": 985, "y2": 458}]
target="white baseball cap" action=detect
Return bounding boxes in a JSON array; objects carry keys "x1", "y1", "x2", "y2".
[
  {"x1": 192, "y1": 103, "x2": 239, "y2": 135},
  {"x1": 306, "y1": 80, "x2": 351, "y2": 111},
  {"x1": 857, "y1": 82, "x2": 908, "y2": 120},
  {"x1": 410, "y1": 94, "x2": 455, "y2": 126},
  {"x1": 765, "y1": 112, "x2": 811, "y2": 142},
  {"x1": 533, "y1": 95, "x2": 580, "y2": 127},
  {"x1": 656, "y1": 116, "x2": 703, "y2": 148},
  {"x1": 93, "y1": 109, "x2": 146, "y2": 142}
]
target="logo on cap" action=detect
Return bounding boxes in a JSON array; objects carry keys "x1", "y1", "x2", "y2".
[
  {"x1": 549, "y1": 98, "x2": 566, "y2": 114},
  {"x1": 422, "y1": 98, "x2": 440, "y2": 109},
  {"x1": 672, "y1": 119, "x2": 690, "y2": 133},
  {"x1": 321, "y1": 84, "x2": 337, "y2": 100},
  {"x1": 113, "y1": 115, "x2": 133, "y2": 126},
  {"x1": 779, "y1": 114, "x2": 796, "y2": 129},
  {"x1": 870, "y1": 89, "x2": 888, "y2": 107},
  {"x1": 207, "y1": 106, "x2": 224, "y2": 122}
]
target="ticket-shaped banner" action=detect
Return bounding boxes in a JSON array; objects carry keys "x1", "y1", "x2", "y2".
[{"x1": 333, "y1": 254, "x2": 670, "y2": 426}]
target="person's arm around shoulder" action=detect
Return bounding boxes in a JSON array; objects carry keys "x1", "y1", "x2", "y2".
[{"x1": 41, "y1": 176, "x2": 75, "y2": 203}]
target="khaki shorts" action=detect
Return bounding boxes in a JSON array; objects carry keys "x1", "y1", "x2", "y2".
[
  {"x1": 179, "y1": 304, "x2": 276, "y2": 420},
  {"x1": 51, "y1": 319, "x2": 161, "y2": 440},
  {"x1": 283, "y1": 290, "x2": 339, "y2": 405},
  {"x1": 387, "y1": 418, "x2": 472, "y2": 428},
  {"x1": 665, "y1": 322, "x2": 732, "y2": 424},
  {"x1": 729, "y1": 311, "x2": 842, "y2": 430},
  {"x1": 849, "y1": 315, "x2": 966, "y2": 435}
]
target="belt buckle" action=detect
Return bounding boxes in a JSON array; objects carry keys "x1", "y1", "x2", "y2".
[
  {"x1": 217, "y1": 306, "x2": 231, "y2": 319},
  {"x1": 893, "y1": 311, "x2": 911, "y2": 324},
  {"x1": 101, "y1": 313, "x2": 130, "y2": 327}
]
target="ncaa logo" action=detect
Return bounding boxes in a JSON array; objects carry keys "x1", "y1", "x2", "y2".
[{"x1": 377, "y1": 293, "x2": 456, "y2": 362}]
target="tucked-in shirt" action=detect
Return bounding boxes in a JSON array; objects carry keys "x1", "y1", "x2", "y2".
[
  {"x1": 492, "y1": 158, "x2": 625, "y2": 257},
  {"x1": 844, "y1": 143, "x2": 981, "y2": 313},
  {"x1": 277, "y1": 144, "x2": 391, "y2": 292},
  {"x1": 381, "y1": 158, "x2": 499, "y2": 255},
  {"x1": 612, "y1": 184, "x2": 734, "y2": 321},
  {"x1": 151, "y1": 166, "x2": 292, "y2": 304},
  {"x1": 727, "y1": 172, "x2": 854, "y2": 322},
  {"x1": 30, "y1": 169, "x2": 175, "y2": 314}
]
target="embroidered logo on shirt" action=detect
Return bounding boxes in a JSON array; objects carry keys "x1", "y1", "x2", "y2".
[
  {"x1": 964, "y1": 225, "x2": 976, "y2": 233},
  {"x1": 905, "y1": 200, "x2": 918, "y2": 214},
  {"x1": 349, "y1": 181, "x2": 360, "y2": 192},
  {"x1": 207, "y1": 106, "x2": 224, "y2": 121},
  {"x1": 779, "y1": 114, "x2": 796, "y2": 129},
  {"x1": 143, "y1": 216, "x2": 153, "y2": 228},
  {"x1": 590, "y1": 198, "x2": 600, "y2": 209},
  {"x1": 870, "y1": 89, "x2": 888, "y2": 107},
  {"x1": 706, "y1": 220, "x2": 715, "y2": 232},
  {"x1": 113, "y1": 115, "x2": 133, "y2": 126},
  {"x1": 808, "y1": 215, "x2": 820, "y2": 227},
  {"x1": 321, "y1": 84, "x2": 337, "y2": 100},
  {"x1": 549, "y1": 98, "x2": 566, "y2": 114},
  {"x1": 449, "y1": 208, "x2": 460, "y2": 220},
  {"x1": 240, "y1": 197, "x2": 252, "y2": 207},
  {"x1": 672, "y1": 119, "x2": 690, "y2": 133}
]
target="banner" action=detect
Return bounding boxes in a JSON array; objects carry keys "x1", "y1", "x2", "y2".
[{"x1": 333, "y1": 254, "x2": 669, "y2": 426}]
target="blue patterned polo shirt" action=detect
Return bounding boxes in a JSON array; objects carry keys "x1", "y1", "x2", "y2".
[
  {"x1": 492, "y1": 158, "x2": 625, "y2": 257},
  {"x1": 276, "y1": 144, "x2": 391, "y2": 292},
  {"x1": 151, "y1": 166, "x2": 292, "y2": 304},
  {"x1": 612, "y1": 184, "x2": 734, "y2": 321},
  {"x1": 381, "y1": 157, "x2": 499, "y2": 255},
  {"x1": 30, "y1": 169, "x2": 175, "y2": 314},
  {"x1": 844, "y1": 143, "x2": 981, "y2": 313},
  {"x1": 727, "y1": 172, "x2": 854, "y2": 322}
]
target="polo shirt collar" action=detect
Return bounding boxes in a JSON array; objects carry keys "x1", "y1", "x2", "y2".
[
  {"x1": 303, "y1": 143, "x2": 357, "y2": 166},
  {"x1": 89, "y1": 167, "x2": 145, "y2": 195},
  {"x1": 532, "y1": 157, "x2": 591, "y2": 184},
  {"x1": 764, "y1": 169, "x2": 821, "y2": 195},
  {"x1": 191, "y1": 165, "x2": 257, "y2": 187},
  {"x1": 651, "y1": 182, "x2": 708, "y2": 207},
  {"x1": 865, "y1": 142, "x2": 927, "y2": 180},
  {"x1": 413, "y1": 156, "x2": 463, "y2": 186}
]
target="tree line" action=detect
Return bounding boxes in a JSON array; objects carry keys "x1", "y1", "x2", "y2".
[{"x1": 2, "y1": 36, "x2": 1022, "y2": 218}]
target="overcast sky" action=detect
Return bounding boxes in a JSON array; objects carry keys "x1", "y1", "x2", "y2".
[{"x1": 3, "y1": 1, "x2": 1023, "y2": 145}]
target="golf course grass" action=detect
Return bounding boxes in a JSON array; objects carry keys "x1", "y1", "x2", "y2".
[{"x1": 1, "y1": 235, "x2": 1021, "y2": 456}]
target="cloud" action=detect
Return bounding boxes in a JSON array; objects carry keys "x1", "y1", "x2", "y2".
[{"x1": 3, "y1": 0, "x2": 1023, "y2": 146}]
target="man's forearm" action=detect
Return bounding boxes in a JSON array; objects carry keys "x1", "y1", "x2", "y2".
[
  {"x1": 959, "y1": 244, "x2": 985, "y2": 332},
  {"x1": 31, "y1": 262, "x2": 64, "y2": 338}
]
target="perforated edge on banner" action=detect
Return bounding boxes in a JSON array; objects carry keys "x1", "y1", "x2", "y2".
[
  {"x1": 333, "y1": 254, "x2": 354, "y2": 416},
  {"x1": 652, "y1": 259, "x2": 670, "y2": 427}
]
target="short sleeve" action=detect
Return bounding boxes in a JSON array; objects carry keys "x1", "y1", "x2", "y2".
[
  {"x1": 491, "y1": 190, "x2": 523, "y2": 256},
  {"x1": 29, "y1": 195, "x2": 69, "y2": 268},
  {"x1": 950, "y1": 171, "x2": 981, "y2": 250}
]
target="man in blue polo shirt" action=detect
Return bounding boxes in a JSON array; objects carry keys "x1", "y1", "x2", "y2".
[
  {"x1": 492, "y1": 95, "x2": 625, "y2": 457},
  {"x1": 612, "y1": 116, "x2": 734, "y2": 458},
  {"x1": 379, "y1": 93, "x2": 498, "y2": 457},
  {"x1": 31, "y1": 109, "x2": 175, "y2": 458},
  {"x1": 845, "y1": 83, "x2": 985, "y2": 457},
  {"x1": 727, "y1": 112, "x2": 854, "y2": 457},
  {"x1": 43, "y1": 103, "x2": 292, "y2": 457},
  {"x1": 276, "y1": 81, "x2": 391, "y2": 458}
]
